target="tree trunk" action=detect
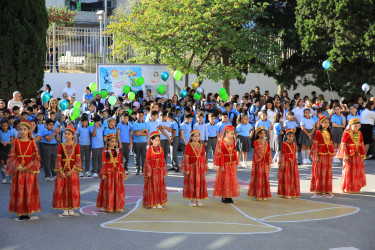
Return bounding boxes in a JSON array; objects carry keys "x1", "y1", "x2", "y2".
[
  {"x1": 277, "y1": 84, "x2": 284, "y2": 96},
  {"x1": 184, "y1": 73, "x2": 189, "y2": 88},
  {"x1": 222, "y1": 79, "x2": 230, "y2": 96},
  {"x1": 221, "y1": 49, "x2": 230, "y2": 96}
]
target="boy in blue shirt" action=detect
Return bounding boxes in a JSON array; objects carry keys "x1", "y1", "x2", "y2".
[
  {"x1": 180, "y1": 113, "x2": 193, "y2": 154},
  {"x1": 133, "y1": 110, "x2": 148, "y2": 175},
  {"x1": 76, "y1": 115, "x2": 91, "y2": 177},
  {"x1": 146, "y1": 110, "x2": 159, "y2": 140},
  {"x1": 42, "y1": 119, "x2": 61, "y2": 182},
  {"x1": 104, "y1": 117, "x2": 116, "y2": 142},
  {"x1": 0, "y1": 120, "x2": 14, "y2": 183},
  {"x1": 117, "y1": 112, "x2": 133, "y2": 173},
  {"x1": 217, "y1": 113, "x2": 231, "y2": 134},
  {"x1": 206, "y1": 113, "x2": 219, "y2": 160},
  {"x1": 90, "y1": 115, "x2": 104, "y2": 178},
  {"x1": 255, "y1": 111, "x2": 272, "y2": 141},
  {"x1": 168, "y1": 112, "x2": 180, "y2": 172},
  {"x1": 193, "y1": 113, "x2": 208, "y2": 145},
  {"x1": 158, "y1": 111, "x2": 172, "y2": 165}
]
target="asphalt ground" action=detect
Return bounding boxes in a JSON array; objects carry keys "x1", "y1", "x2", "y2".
[{"x1": 0, "y1": 150, "x2": 374, "y2": 250}]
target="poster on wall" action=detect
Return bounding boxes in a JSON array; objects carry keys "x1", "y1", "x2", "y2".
[{"x1": 96, "y1": 64, "x2": 175, "y2": 99}]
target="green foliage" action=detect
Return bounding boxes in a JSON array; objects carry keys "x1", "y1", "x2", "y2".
[
  {"x1": 108, "y1": 0, "x2": 281, "y2": 91},
  {"x1": 0, "y1": 0, "x2": 49, "y2": 100},
  {"x1": 296, "y1": 0, "x2": 375, "y2": 99}
]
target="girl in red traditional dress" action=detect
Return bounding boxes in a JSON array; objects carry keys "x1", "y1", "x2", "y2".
[
  {"x1": 336, "y1": 118, "x2": 366, "y2": 193},
  {"x1": 180, "y1": 130, "x2": 208, "y2": 207},
  {"x1": 248, "y1": 126, "x2": 272, "y2": 200},
  {"x1": 97, "y1": 133, "x2": 127, "y2": 212},
  {"x1": 6, "y1": 120, "x2": 41, "y2": 221},
  {"x1": 278, "y1": 129, "x2": 300, "y2": 198},
  {"x1": 213, "y1": 125, "x2": 239, "y2": 204},
  {"x1": 143, "y1": 131, "x2": 167, "y2": 209},
  {"x1": 52, "y1": 126, "x2": 82, "y2": 216},
  {"x1": 310, "y1": 116, "x2": 335, "y2": 198}
]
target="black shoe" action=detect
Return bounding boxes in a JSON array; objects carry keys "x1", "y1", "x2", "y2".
[
  {"x1": 18, "y1": 216, "x2": 25, "y2": 220},
  {"x1": 136, "y1": 170, "x2": 140, "y2": 175},
  {"x1": 227, "y1": 198, "x2": 234, "y2": 204},
  {"x1": 24, "y1": 215, "x2": 30, "y2": 220},
  {"x1": 174, "y1": 169, "x2": 180, "y2": 173},
  {"x1": 168, "y1": 167, "x2": 176, "y2": 171},
  {"x1": 221, "y1": 198, "x2": 228, "y2": 204}
]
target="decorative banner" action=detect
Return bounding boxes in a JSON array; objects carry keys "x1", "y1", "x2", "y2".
[{"x1": 97, "y1": 64, "x2": 175, "y2": 99}]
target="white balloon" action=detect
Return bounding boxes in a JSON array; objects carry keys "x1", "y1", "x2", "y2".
[{"x1": 362, "y1": 83, "x2": 370, "y2": 92}]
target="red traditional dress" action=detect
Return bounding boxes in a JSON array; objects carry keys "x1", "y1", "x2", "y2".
[
  {"x1": 213, "y1": 139, "x2": 239, "y2": 198},
  {"x1": 278, "y1": 141, "x2": 300, "y2": 198},
  {"x1": 180, "y1": 143, "x2": 208, "y2": 200},
  {"x1": 143, "y1": 146, "x2": 167, "y2": 208},
  {"x1": 336, "y1": 130, "x2": 366, "y2": 193},
  {"x1": 97, "y1": 148, "x2": 126, "y2": 212},
  {"x1": 6, "y1": 139, "x2": 41, "y2": 216},
  {"x1": 248, "y1": 139, "x2": 272, "y2": 199},
  {"x1": 52, "y1": 143, "x2": 82, "y2": 210},
  {"x1": 310, "y1": 130, "x2": 335, "y2": 194}
]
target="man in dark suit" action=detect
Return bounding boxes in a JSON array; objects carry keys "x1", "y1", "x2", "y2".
[{"x1": 92, "y1": 93, "x2": 104, "y2": 112}]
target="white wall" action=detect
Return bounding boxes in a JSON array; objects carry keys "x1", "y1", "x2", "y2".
[
  {"x1": 45, "y1": 0, "x2": 65, "y2": 8},
  {"x1": 44, "y1": 72, "x2": 341, "y2": 101}
]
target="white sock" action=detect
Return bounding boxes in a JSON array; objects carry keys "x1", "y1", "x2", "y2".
[
  {"x1": 301, "y1": 150, "x2": 306, "y2": 160},
  {"x1": 306, "y1": 150, "x2": 310, "y2": 160}
]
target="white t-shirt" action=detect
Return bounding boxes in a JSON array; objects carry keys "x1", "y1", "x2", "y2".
[
  {"x1": 292, "y1": 107, "x2": 304, "y2": 124},
  {"x1": 62, "y1": 87, "x2": 75, "y2": 97},
  {"x1": 156, "y1": 94, "x2": 168, "y2": 99},
  {"x1": 360, "y1": 109, "x2": 375, "y2": 125},
  {"x1": 7, "y1": 99, "x2": 22, "y2": 109}
]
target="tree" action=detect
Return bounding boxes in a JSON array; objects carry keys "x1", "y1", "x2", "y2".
[
  {"x1": 295, "y1": 0, "x2": 375, "y2": 99},
  {"x1": 108, "y1": 0, "x2": 281, "y2": 94},
  {"x1": 0, "y1": 0, "x2": 49, "y2": 100},
  {"x1": 47, "y1": 6, "x2": 77, "y2": 27}
]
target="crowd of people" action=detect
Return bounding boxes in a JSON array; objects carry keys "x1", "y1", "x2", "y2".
[{"x1": 0, "y1": 82, "x2": 369, "y2": 220}]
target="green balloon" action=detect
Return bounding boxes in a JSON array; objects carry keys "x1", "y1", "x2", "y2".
[
  {"x1": 126, "y1": 109, "x2": 132, "y2": 116},
  {"x1": 219, "y1": 88, "x2": 227, "y2": 97},
  {"x1": 89, "y1": 122, "x2": 94, "y2": 126},
  {"x1": 71, "y1": 108, "x2": 80, "y2": 121},
  {"x1": 89, "y1": 82, "x2": 97, "y2": 92},
  {"x1": 158, "y1": 84, "x2": 166, "y2": 94},
  {"x1": 194, "y1": 92, "x2": 202, "y2": 100},
  {"x1": 221, "y1": 93, "x2": 228, "y2": 102},
  {"x1": 93, "y1": 91, "x2": 101, "y2": 98},
  {"x1": 100, "y1": 89, "x2": 108, "y2": 98},
  {"x1": 108, "y1": 96, "x2": 117, "y2": 105},
  {"x1": 128, "y1": 92, "x2": 135, "y2": 100},
  {"x1": 73, "y1": 101, "x2": 81, "y2": 109},
  {"x1": 137, "y1": 77, "x2": 144, "y2": 86},
  {"x1": 123, "y1": 85, "x2": 131, "y2": 94},
  {"x1": 174, "y1": 70, "x2": 183, "y2": 81}
]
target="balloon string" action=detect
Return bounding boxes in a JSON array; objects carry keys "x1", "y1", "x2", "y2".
[{"x1": 326, "y1": 70, "x2": 334, "y2": 100}]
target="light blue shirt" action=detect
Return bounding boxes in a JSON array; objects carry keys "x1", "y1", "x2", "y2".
[
  {"x1": 347, "y1": 114, "x2": 359, "y2": 122},
  {"x1": 117, "y1": 122, "x2": 132, "y2": 143},
  {"x1": 104, "y1": 127, "x2": 117, "y2": 137},
  {"x1": 301, "y1": 117, "x2": 315, "y2": 130},
  {"x1": 37, "y1": 123, "x2": 46, "y2": 136},
  {"x1": 236, "y1": 123, "x2": 253, "y2": 137},
  {"x1": 273, "y1": 123, "x2": 282, "y2": 135},
  {"x1": 284, "y1": 120, "x2": 298, "y2": 130},
  {"x1": 193, "y1": 122, "x2": 208, "y2": 141},
  {"x1": 42, "y1": 129, "x2": 58, "y2": 144},
  {"x1": 11, "y1": 128, "x2": 19, "y2": 139},
  {"x1": 76, "y1": 126, "x2": 91, "y2": 146},
  {"x1": 146, "y1": 120, "x2": 159, "y2": 138},
  {"x1": 89, "y1": 125, "x2": 104, "y2": 149},
  {"x1": 180, "y1": 122, "x2": 192, "y2": 143},
  {"x1": 217, "y1": 121, "x2": 231, "y2": 134},
  {"x1": 331, "y1": 114, "x2": 344, "y2": 126},
  {"x1": 206, "y1": 123, "x2": 219, "y2": 138},
  {"x1": 158, "y1": 120, "x2": 171, "y2": 140},
  {"x1": 255, "y1": 119, "x2": 271, "y2": 131},
  {"x1": 171, "y1": 122, "x2": 179, "y2": 137},
  {"x1": 133, "y1": 121, "x2": 148, "y2": 143},
  {"x1": 0, "y1": 130, "x2": 13, "y2": 143}
]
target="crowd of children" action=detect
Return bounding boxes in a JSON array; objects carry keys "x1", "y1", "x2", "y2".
[{"x1": 0, "y1": 87, "x2": 368, "y2": 220}]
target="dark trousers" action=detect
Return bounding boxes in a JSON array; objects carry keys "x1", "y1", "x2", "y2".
[
  {"x1": 80, "y1": 145, "x2": 91, "y2": 172},
  {"x1": 180, "y1": 143, "x2": 187, "y2": 157},
  {"x1": 206, "y1": 137, "x2": 217, "y2": 160},
  {"x1": 42, "y1": 143, "x2": 58, "y2": 178},
  {"x1": 92, "y1": 148, "x2": 103, "y2": 173},
  {"x1": 170, "y1": 136, "x2": 179, "y2": 169},
  {"x1": 160, "y1": 140, "x2": 170, "y2": 164},
  {"x1": 120, "y1": 142, "x2": 130, "y2": 170},
  {"x1": 36, "y1": 142, "x2": 44, "y2": 168},
  {"x1": 133, "y1": 142, "x2": 147, "y2": 171}
]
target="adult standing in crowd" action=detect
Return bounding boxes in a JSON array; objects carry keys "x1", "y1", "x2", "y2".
[
  {"x1": 360, "y1": 101, "x2": 375, "y2": 156},
  {"x1": 45, "y1": 84, "x2": 54, "y2": 98},
  {"x1": 46, "y1": 98, "x2": 62, "y2": 123},
  {"x1": 7, "y1": 91, "x2": 22, "y2": 110},
  {"x1": 62, "y1": 82, "x2": 75, "y2": 98}
]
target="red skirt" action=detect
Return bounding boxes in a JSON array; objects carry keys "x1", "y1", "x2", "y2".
[
  {"x1": 52, "y1": 172, "x2": 81, "y2": 209},
  {"x1": 342, "y1": 155, "x2": 366, "y2": 193},
  {"x1": 182, "y1": 161, "x2": 208, "y2": 200},
  {"x1": 310, "y1": 154, "x2": 333, "y2": 194},
  {"x1": 97, "y1": 172, "x2": 125, "y2": 212},
  {"x1": 278, "y1": 160, "x2": 300, "y2": 198},
  {"x1": 213, "y1": 163, "x2": 239, "y2": 198},
  {"x1": 9, "y1": 172, "x2": 41, "y2": 216},
  {"x1": 248, "y1": 162, "x2": 271, "y2": 199},
  {"x1": 143, "y1": 169, "x2": 167, "y2": 208}
]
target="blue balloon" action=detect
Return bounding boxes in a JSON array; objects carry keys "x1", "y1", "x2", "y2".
[
  {"x1": 322, "y1": 60, "x2": 331, "y2": 70},
  {"x1": 59, "y1": 99, "x2": 69, "y2": 111},
  {"x1": 41, "y1": 92, "x2": 51, "y2": 103},
  {"x1": 161, "y1": 71, "x2": 169, "y2": 81},
  {"x1": 180, "y1": 89, "x2": 188, "y2": 98},
  {"x1": 196, "y1": 87, "x2": 204, "y2": 95},
  {"x1": 362, "y1": 83, "x2": 370, "y2": 92}
]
